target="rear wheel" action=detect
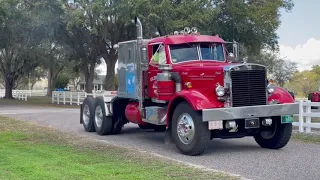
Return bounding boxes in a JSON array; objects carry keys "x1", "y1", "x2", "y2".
[
  {"x1": 171, "y1": 102, "x2": 210, "y2": 156},
  {"x1": 94, "y1": 97, "x2": 113, "y2": 135},
  {"x1": 82, "y1": 97, "x2": 96, "y2": 132},
  {"x1": 254, "y1": 116, "x2": 292, "y2": 149}
]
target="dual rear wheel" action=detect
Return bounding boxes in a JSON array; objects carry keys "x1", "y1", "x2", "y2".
[{"x1": 81, "y1": 96, "x2": 123, "y2": 135}]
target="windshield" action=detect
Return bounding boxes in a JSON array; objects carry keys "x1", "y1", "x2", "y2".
[{"x1": 169, "y1": 42, "x2": 225, "y2": 63}]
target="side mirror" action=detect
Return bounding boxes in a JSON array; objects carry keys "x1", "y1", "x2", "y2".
[
  {"x1": 228, "y1": 52, "x2": 236, "y2": 62},
  {"x1": 228, "y1": 52, "x2": 234, "y2": 57}
]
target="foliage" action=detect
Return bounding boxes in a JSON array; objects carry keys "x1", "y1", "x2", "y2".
[
  {"x1": 211, "y1": 0, "x2": 294, "y2": 55},
  {"x1": 0, "y1": 0, "x2": 295, "y2": 94},
  {"x1": 54, "y1": 73, "x2": 70, "y2": 89},
  {"x1": 0, "y1": 0, "x2": 65, "y2": 97},
  {"x1": 284, "y1": 69, "x2": 320, "y2": 97},
  {"x1": 270, "y1": 58, "x2": 298, "y2": 87},
  {"x1": 0, "y1": 0, "x2": 43, "y2": 97}
]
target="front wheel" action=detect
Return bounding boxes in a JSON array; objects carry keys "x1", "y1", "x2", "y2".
[
  {"x1": 171, "y1": 102, "x2": 210, "y2": 156},
  {"x1": 254, "y1": 116, "x2": 292, "y2": 149}
]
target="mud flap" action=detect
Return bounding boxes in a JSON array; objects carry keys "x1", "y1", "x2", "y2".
[
  {"x1": 164, "y1": 127, "x2": 174, "y2": 145},
  {"x1": 80, "y1": 103, "x2": 83, "y2": 124}
]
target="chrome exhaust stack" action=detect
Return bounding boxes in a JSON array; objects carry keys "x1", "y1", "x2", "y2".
[{"x1": 134, "y1": 17, "x2": 143, "y2": 40}]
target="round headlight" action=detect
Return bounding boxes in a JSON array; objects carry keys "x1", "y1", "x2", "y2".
[
  {"x1": 215, "y1": 85, "x2": 225, "y2": 97},
  {"x1": 267, "y1": 84, "x2": 276, "y2": 94}
]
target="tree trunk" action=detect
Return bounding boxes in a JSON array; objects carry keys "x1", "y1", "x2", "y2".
[
  {"x1": 46, "y1": 67, "x2": 60, "y2": 97},
  {"x1": 104, "y1": 56, "x2": 117, "y2": 91},
  {"x1": 46, "y1": 68, "x2": 53, "y2": 96},
  {"x1": 4, "y1": 77, "x2": 14, "y2": 99},
  {"x1": 84, "y1": 60, "x2": 96, "y2": 93}
]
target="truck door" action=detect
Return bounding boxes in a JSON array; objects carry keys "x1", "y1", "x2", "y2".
[{"x1": 148, "y1": 43, "x2": 166, "y2": 99}]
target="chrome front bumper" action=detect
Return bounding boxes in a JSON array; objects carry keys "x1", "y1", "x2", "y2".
[{"x1": 202, "y1": 103, "x2": 299, "y2": 121}]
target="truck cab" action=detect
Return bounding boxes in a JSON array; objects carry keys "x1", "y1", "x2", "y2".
[{"x1": 80, "y1": 17, "x2": 299, "y2": 156}]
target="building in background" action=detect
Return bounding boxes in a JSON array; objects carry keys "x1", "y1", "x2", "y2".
[{"x1": 75, "y1": 75, "x2": 105, "y2": 91}]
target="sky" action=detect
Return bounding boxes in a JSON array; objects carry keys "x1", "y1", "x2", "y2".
[
  {"x1": 97, "y1": 0, "x2": 320, "y2": 74},
  {"x1": 277, "y1": 0, "x2": 320, "y2": 71}
]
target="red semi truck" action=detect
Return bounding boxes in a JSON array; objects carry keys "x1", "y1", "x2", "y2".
[
  {"x1": 308, "y1": 91, "x2": 320, "y2": 109},
  {"x1": 80, "y1": 17, "x2": 299, "y2": 156}
]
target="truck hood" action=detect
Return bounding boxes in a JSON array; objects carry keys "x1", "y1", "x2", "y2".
[
  {"x1": 171, "y1": 61, "x2": 236, "y2": 85},
  {"x1": 172, "y1": 61, "x2": 239, "y2": 73}
]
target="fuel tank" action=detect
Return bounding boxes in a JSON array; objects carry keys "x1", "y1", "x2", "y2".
[{"x1": 124, "y1": 102, "x2": 146, "y2": 125}]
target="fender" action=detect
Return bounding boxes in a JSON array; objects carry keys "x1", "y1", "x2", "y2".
[
  {"x1": 166, "y1": 89, "x2": 224, "y2": 126},
  {"x1": 268, "y1": 86, "x2": 295, "y2": 104}
]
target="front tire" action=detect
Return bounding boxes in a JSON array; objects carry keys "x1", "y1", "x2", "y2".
[
  {"x1": 171, "y1": 102, "x2": 210, "y2": 156},
  {"x1": 82, "y1": 97, "x2": 96, "y2": 132},
  {"x1": 254, "y1": 116, "x2": 292, "y2": 149}
]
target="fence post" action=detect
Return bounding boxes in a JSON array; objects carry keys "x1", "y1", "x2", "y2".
[
  {"x1": 298, "y1": 100, "x2": 304, "y2": 133},
  {"x1": 25, "y1": 92, "x2": 27, "y2": 101},
  {"x1": 70, "y1": 91, "x2": 72, "y2": 105},
  {"x1": 52, "y1": 92, "x2": 54, "y2": 104},
  {"x1": 63, "y1": 92, "x2": 66, "y2": 105},
  {"x1": 306, "y1": 100, "x2": 311, "y2": 133},
  {"x1": 77, "y1": 92, "x2": 80, "y2": 105},
  {"x1": 57, "y1": 93, "x2": 60, "y2": 104}
]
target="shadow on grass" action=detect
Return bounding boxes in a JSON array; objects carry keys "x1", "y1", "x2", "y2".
[{"x1": 0, "y1": 96, "x2": 79, "y2": 109}]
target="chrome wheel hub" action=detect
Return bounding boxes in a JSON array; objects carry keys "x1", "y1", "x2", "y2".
[
  {"x1": 177, "y1": 113, "x2": 195, "y2": 144},
  {"x1": 95, "y1": 105, "x2": 103, "y2": 128},
  {"x1": 83, "y1": 104, "x2": 90, "y2": 125}
]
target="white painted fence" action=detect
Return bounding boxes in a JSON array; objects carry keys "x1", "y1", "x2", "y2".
[
  {"x1": 0, "y1": 89, "x2": 47, "y2": 101},
  {"x1": 293, "y1": 100, "x2": 320, "y2": 133},
  {"x1": 51, "y1": 91, "x2": 117, "y2": 105}
]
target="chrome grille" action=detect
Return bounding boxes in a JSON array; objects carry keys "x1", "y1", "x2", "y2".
[{"x1": 230, "y1": 69, "x2": 267, "y2": 107}]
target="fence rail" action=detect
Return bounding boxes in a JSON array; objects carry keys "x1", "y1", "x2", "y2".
[
  {"x1": 0, "y1": 89, "x2": 47, "y2": 100},
  {"x1": 293, "y1": 100, "x2": 320, "y2": 133},
  {"x1": 52, "y1": 91, "x2": 117, "y2": 105}
]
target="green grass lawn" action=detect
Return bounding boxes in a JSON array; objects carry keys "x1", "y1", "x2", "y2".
[
  {"x1": 292, "y1": 132, "x2": 320, "y2": 144},
  {"x1": 0, "y1": 96, "x2": 79, "y2": 108},
  {"x1": 0, "y1": 116, "x2": 239, "y2": 180}
]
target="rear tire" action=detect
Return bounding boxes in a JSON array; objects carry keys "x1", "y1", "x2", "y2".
[
  {"x1": 254, "y1": 116, "x2": 292, "y2": 149},
  {"x1": 82, "y1": 97, "x2": 96, "y2": 132},
  {"x1": 171, "y1": 102, "x2": 210, "y2": 156},
  {"x1": 94, "y1": 97, "x2": 113, "y2": 135}
]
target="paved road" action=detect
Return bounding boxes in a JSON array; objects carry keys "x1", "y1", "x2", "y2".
[{"x1": 1, "y1": 104, "x2": 319, "y2": 180}]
